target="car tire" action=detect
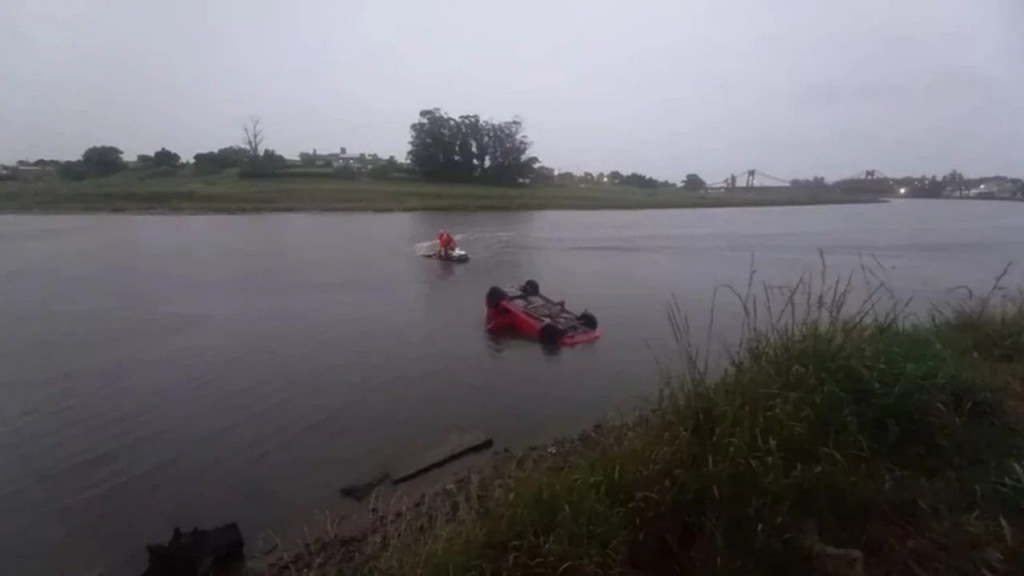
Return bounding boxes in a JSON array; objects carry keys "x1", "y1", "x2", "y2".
[
  {"x1": 579, "y1": 312, "x2": 598, "y2": 331},
  {"x1": 539, "y1": 323, "x2": 565, "y2": 347},
  {"x1": 486, "y1": 286, "x2": 508, "y2": 309},
  {"x1": 522, "y1": 279, "x2": 540, "y2": 296}
]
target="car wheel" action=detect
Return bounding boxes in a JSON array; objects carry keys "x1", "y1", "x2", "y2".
[
  {"x1": 486, "y1": 286, "x2": 508, "y2": 309},
  {"x1": 579, "y1": 312, "x2": 598, "y2": 331},
  {"x1": 539, "y1": 323, "x2": 565, "y2": 347}
]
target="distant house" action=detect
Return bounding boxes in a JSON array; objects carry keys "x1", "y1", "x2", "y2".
[
  {"x1": 3, "y1": 164, "x2": 57, "y2": 180},
  {"x1": 968, "y1": 178, "x2": 1021, "y2": 199},
  {"x1": 320, "y1": 147, "x2": 365, "y2": 166},
  {"x1": 303, "y1": 147, "x2": 381, "y2": 168}
]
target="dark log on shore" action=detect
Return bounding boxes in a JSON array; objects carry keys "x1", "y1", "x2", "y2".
[{"x1": 142, "y1": 523, "x2": 244, "y2": 576}]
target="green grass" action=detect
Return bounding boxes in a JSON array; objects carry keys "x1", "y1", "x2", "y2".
[
  {"x1": 282, "y1": 265, "x2": 1024, "y2": 576},
  {"x1": 0, "y1": 169, "x2": 880, "y2": 213}
]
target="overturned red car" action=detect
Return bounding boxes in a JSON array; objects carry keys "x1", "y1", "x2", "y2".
[{"x1": 485, "y1": 280, "x2": 601, "y2": 347}]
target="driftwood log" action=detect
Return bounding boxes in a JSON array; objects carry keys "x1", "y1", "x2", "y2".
[{"x1": 142, "y1": 523, "x2": 244, "y2": 576}]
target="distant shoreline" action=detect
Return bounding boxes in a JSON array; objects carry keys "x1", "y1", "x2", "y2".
[
  {"x1": 0, "y1": 199, "x2": 883, "y2": 215},
  {"x1": 0, "y1": 172, "x2": 883, "y2": 214}
]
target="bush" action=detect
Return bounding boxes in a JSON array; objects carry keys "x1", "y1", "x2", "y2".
[
  {"x1": 152, "y1": 148, "x2": 181, "y2": 168},
  {"x1": 237, "y1": 149, "x2": 287, "y2": 179},
  {"x1": 192, "y1": 163, "x2": 223, "y2": 176},
  {"x1": 367, "y1": 163, "x2": 395, "y2": 180},
  {"x1": 139, "y1": 166, "x2": 179, "y2": 180},
  {"x1": 930, "y1": 268, "x2": 1024, "y2": 364},
  {"x1": 58, "y1": 161, "x2": 90, "y2": 181},
  {"x1": 238, "y1": 165, "x2": 275, "y2": 179},
  {"x1": 277, "y1": 168, "x2": 341, "y2": 179},
  {"x1": 334, "y1": 165, "x2": 361, "y2": 181}
]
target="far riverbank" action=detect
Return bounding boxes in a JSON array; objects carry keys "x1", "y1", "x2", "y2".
[{"x1": 0, "y1": 171, "x2": 882, "y2": 213}]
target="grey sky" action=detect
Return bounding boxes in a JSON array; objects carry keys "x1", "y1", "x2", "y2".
[{"x1": 5, "y1": 0, "x2": 1022, "y2": 181}]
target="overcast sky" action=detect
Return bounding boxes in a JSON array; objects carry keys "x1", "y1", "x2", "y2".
[{"x1": 4, "y1": 0, "x2": 1022, "y2": 181}]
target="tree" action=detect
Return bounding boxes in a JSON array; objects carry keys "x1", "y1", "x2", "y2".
[
  {"x1": 193, "y1": 152, "x2": 222, "y2": 175},
  {"x1": 81, "y1": 146, "x2": 126, "y2": 177},
  {"x1": 407, "y1": 108, "x2": 539, "y2": 185},
  {"x1": 621, "y1": 172, "x2": 659, "y2": 188},
  {"x1": 136, "y1": 154, "x2": 154, "y2": 166},
  {"x1": 942, "y1": 169, "x2": 966, "y2": 196},
  {"x1": 408, "y1": 109, "x2": 468, "y2": 181},
  {"x1": 682, "y1": 173, "x2": 707, "y2": 191},
  {"x1": 152, "y1": 148, "x2": 181, "y2": 168},
  {"x1": 260, "y1": 149, "x2": 286, "y2": 170},
  {"x1": 216, "y1": 146, "x2": 249, "y2": 168},
  {"x1": 480, "y1": 117, "x2": 537, "y2": 185},
  {"x1": 531, "y1": 165, "x2": 556, "y2": 185},
  {"x1": 243, "y1": 116, "x2": 264, "y2": 157},
  {"x1": 556, "y1": 172, "x2": 578, "y2": 186},
  {"x1": 239, "y1": 149, "x2": 287, "y2": 178},
  {"x1": 608, "y1": 171, "x2": 624, "y2": 185},
  {"x1": 368, "y1": 156, "x2": 400, "y2": 180},
  {"x1": 789, "y1": 176, "x2": 830, "y2": 192},
  {"x1": 193, "y1": 146, "x2": 250, "y2": 175}
]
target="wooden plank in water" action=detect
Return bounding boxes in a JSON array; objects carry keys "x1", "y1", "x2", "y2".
[{"x1": 391, "y1": 432, "x2": 494, "y2": 485}]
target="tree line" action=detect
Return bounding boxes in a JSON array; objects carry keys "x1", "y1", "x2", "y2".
[
  {"x1": 797, "y1": 170, "x2": 1024, "y2": 198},
  {"x1": 406, "y1": 108, "x2": 707, "y2": 189},
  {"x1": 8, "y1": 110, "x2": 708, "y2": 189}
]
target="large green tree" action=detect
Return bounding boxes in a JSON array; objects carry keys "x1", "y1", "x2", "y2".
[
  {"x1": 407, "y1": 108, "x2": 539, "y2": 185},
  {"x1": 81, "y1": 145, "x2": 126, "y2": 177}
]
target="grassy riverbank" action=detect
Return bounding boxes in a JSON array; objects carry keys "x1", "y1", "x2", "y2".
[
  {"x1": 275, "y1": 270, "x2": 1024, "y2": 576},
  {"x1": 0, "y1": 170, "x2": 879, "y2": 213}
]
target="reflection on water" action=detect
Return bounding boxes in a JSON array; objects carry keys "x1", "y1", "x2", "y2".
[{"x1": 2, "y1": 200, "x2": 1024, "y2": 575}]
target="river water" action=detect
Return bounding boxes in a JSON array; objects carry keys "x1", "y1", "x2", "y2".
[{"x1": 3, "y1": 199, "x2": 1024, "y2": 575}]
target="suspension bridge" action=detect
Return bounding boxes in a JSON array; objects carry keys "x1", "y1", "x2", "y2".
[{"x1": 705, "y1": 169, "x2": 894, "y2": 192}]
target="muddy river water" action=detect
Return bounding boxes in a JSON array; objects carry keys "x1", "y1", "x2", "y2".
[{"x1": 3, "y1": 199, "x2": 1024, "y2": 574}]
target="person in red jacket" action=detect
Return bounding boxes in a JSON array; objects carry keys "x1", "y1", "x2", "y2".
[{"x1": 437, "y1": 230, "x2": 455, "y2": 258}]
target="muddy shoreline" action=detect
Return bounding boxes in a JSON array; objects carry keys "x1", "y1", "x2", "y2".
[{"x1": 250, "y1": 425, "x2": 604, "y2": 575}]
